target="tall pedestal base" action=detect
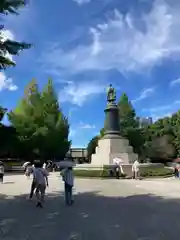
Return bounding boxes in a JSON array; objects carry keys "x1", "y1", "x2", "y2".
[{"x1": 91, "y1": 136, "x2": 138, "y2": 165}]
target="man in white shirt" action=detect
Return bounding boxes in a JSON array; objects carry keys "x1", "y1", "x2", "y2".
[
  {"x1": 132, "y1": 160, "x2": 140, "y2": 180},
  {"x1": 61, "y1": 167, "x2": 74, "y2": 205}
]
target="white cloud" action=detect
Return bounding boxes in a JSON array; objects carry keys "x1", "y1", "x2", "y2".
[
  {"x1": 69, "y1": 128, "x2": 77, "y2": 138},
  {"x1": 73, "y1": 0, "x2": 91, "y2": 5},
  {"x1": 68, "y1": 107, "x2": 77, "y2": 118},
  {"x1": 132, "y1": 87, "x2": 155, "y2": 103},
  {"x1": 1, "y1": 30, "x2": 14, "y2": 42},
  {"x1": 59, "y1": 81, "x2": 106, "y2": 106},
  {"x1": 69, "y1": 122, "x2": 96, "y2": 140},
  {"x1": 0, "y1": 72, "x2": 18, "y2": 92},
  {"x1": 79, "y1": 122, "x2": 96, "y2": 129},
  {"x1": 0, "y1": 29, "x2": 15, "y2": 62},
  {"x1": 142, "y1": 100, "x2": 180, "y2": 121},
  {"x1": 152, "y1": 112, "x2": 172, "y2": 121},
  {"x1": 170, "y1": 78, "x2": 180, "y2": 87},
  {"x1": 42, "y1": 0, "x2": 180, "y2": 75},
  {"x1": 143, "y1": 104, "x2": 171, "y2": 113}
]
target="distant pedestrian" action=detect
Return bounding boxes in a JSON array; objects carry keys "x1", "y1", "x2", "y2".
[
  {"x1": 114, "y1": 164, "x2": 120, "y2": 179},
  {"x1": 174, "y1": 164, "x2": 179, "y2": 178},
  {"x1": 43, "y1": 163, "x2": 46, "y2": 169},
  {"x1": 132, "y1": 160, "x2": 140, "y2": 180},
  {"x1": 61, "y1": 167, "x2": 74, "y2": 206},
  {"x1": 0, "y1": 162, "x2": 4, "y2": 183},
  {"x1": 33, "y1": 162, "x2": 49, "y2": 208},
  {"x1": 26, "y1": 164, "x2": 36, "y2": 200}
]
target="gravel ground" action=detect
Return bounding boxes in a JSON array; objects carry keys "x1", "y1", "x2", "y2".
[{"x1": 1, "y1": 173, "x2": 180, "y2": 240}]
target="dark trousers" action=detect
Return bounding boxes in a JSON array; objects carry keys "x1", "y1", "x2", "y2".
[
  {"x1": 175, "y1": 168, "x2": 179, "y2": 178},
  {"x1": 29, "y1": 180, "x2": 36, "y2": 199},
  {"x1": 115, "y1": 170, "x2": 120, "y2": 179},
  {"x1": 0, "y1": 173, "x2": 4, "y2": 183},
  {"x1": 64, "y1": 183, "x2": 73, "y2": 205}
]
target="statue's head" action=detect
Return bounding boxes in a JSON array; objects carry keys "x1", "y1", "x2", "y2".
[{"x1": 109, "y1": 84, "x2": 112, "y2": 87}]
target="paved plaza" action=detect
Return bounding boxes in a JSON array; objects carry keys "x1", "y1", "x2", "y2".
[{"x1": 1, "y1": 174, "x2": 180, "y2": 239}]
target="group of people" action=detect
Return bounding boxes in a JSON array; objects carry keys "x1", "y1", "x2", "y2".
[
  {"x1": 25, "y1": 161, "x2": 74, "y2": 208},
  {"x1": 114, "y1": 159, "x2": 140, "y2": 180}
]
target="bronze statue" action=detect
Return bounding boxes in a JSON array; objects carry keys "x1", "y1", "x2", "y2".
[{"x1": 106, "y1": 84, "x2": 116, "y2": 104}]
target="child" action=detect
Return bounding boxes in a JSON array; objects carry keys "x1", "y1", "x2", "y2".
[
  {"x1": 33, "y1": 162, "x2": 49, "y2": 208},
  {"x1": 0, "y1": 162, "x2": 4, "y2": 183}
]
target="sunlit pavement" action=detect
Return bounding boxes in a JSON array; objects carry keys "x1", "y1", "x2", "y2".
[{"x1": 1, "y1": 173, "x2": 180, "y2": 239}]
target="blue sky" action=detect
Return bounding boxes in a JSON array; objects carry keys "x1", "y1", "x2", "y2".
[{"x1": 1, "y1": 0, "x2": 180, "y2": 147}]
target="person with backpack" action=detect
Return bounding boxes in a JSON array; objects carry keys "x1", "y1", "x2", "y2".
[{"x1": 33, "y1": 162, "x2": 49, "y2": 208}]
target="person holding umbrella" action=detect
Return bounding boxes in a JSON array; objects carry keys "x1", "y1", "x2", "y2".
[{"x1": 0, "y1": 161, "x2": 4, "y2": 183}]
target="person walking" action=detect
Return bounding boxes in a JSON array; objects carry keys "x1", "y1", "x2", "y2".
[
  {"x1": 114, "y1": 164, "x2": 120, "y2": 179},
  {"x1": 0, "y1": 162, "x2": 4, "y2": 183},
  {"x1": 26, "y1": 164, "x2": 36, "y2": 200},
  {"x1": 174, "y1": 163, "x2": 179, "y2": 178},
  {"x1": 132, "y1": 160, "x2": 140, "y2": 180},
  {"x1": 62, "y1": 167, "x2": 74, "y2": 206},
  {"x1": 33, "y1": 162, "x2": 49, "y2": 208}
]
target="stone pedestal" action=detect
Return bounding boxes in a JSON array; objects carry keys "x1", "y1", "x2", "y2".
[
  {"x1": 91, "y1": 137, "x2": 138, "y2": 165},
  {"x1": 91, "y1": 102, "x2": 138, "y2": 166}
]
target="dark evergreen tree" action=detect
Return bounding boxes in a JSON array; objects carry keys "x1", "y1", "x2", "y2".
[{"x1": 0, "y1": 0, "x2": 31, "y2": 69}]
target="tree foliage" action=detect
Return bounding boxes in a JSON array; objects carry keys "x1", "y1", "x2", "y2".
[
  {"x1": 117, "y1": 93, "x2": 144, "y2": 156},
  {"x1": 87, "y1": 136, "x2": 99, "y2": 162},
  {"x1": 0, "y1": 0, "x2": 31, "y2": 69},
  {"x1": 87, "y1": 92, "x2": 180, "y2": 163},
  {"x1": 8, "y1": 79, "x2": 71, "y2": 161}
]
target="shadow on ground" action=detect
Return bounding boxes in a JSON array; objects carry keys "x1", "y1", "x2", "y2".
[{"x1": 0, "y1": 190, "x2": 180, "y2": 239}]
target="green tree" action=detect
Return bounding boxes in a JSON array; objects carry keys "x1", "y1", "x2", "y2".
[
  {"x1": 87, "y1": 136, "x2": 99, "y2": 162},
  {"x1": 143, "y1": 135, "x2": 175, "y2": 163},
  {"x1": 99, "y1": 128, "x2": 105, "y2": 138},
  {"x1": 0, "y1": 106, "x2": 22, "y2": 158},
  {"x1": 141, "y1": 115, "x2": 177, "y2": 162},
  {"x1": 118, "y1": 93, "x2": 138, "y2": 131},
  {"x1": 0, "y1": 106, "x2": 7, "y2": 122},
  {"x1": 41, "y1": 79, "x2": 70, "y2": 160},
  {"x1": 0, "y1": 0, "x2": 31, "y2": 69},
  {"x1": 8, "y1": 79, "x2": 71, "y2": 161},
  {"x1": 117, "y1": 93, "x2": 144, "y2": 155}
]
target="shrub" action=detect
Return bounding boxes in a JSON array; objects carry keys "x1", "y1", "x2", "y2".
[
  {"x1": 74, "y1": 168, "x2": 126, "y2": 178},
  {"x1": 74, "y1": 166, "x2": 173, "y2": 178},
  {"x1": 140, "y1": 167, "x2": 173, "y2": 177},
  {"x1": 74, "y1": 169, "x2": 109, "y2": 178}
]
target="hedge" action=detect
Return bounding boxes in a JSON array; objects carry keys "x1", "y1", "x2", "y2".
[
  {"x1": 73, "y1": 169, "x2": 112, "y2": 178},
  {"x1": 74, "y1": 167, "x2": 173, "y2": 179},
  {"x1": 140, "y1": 167, "x2": 173, "y2": 177}
]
